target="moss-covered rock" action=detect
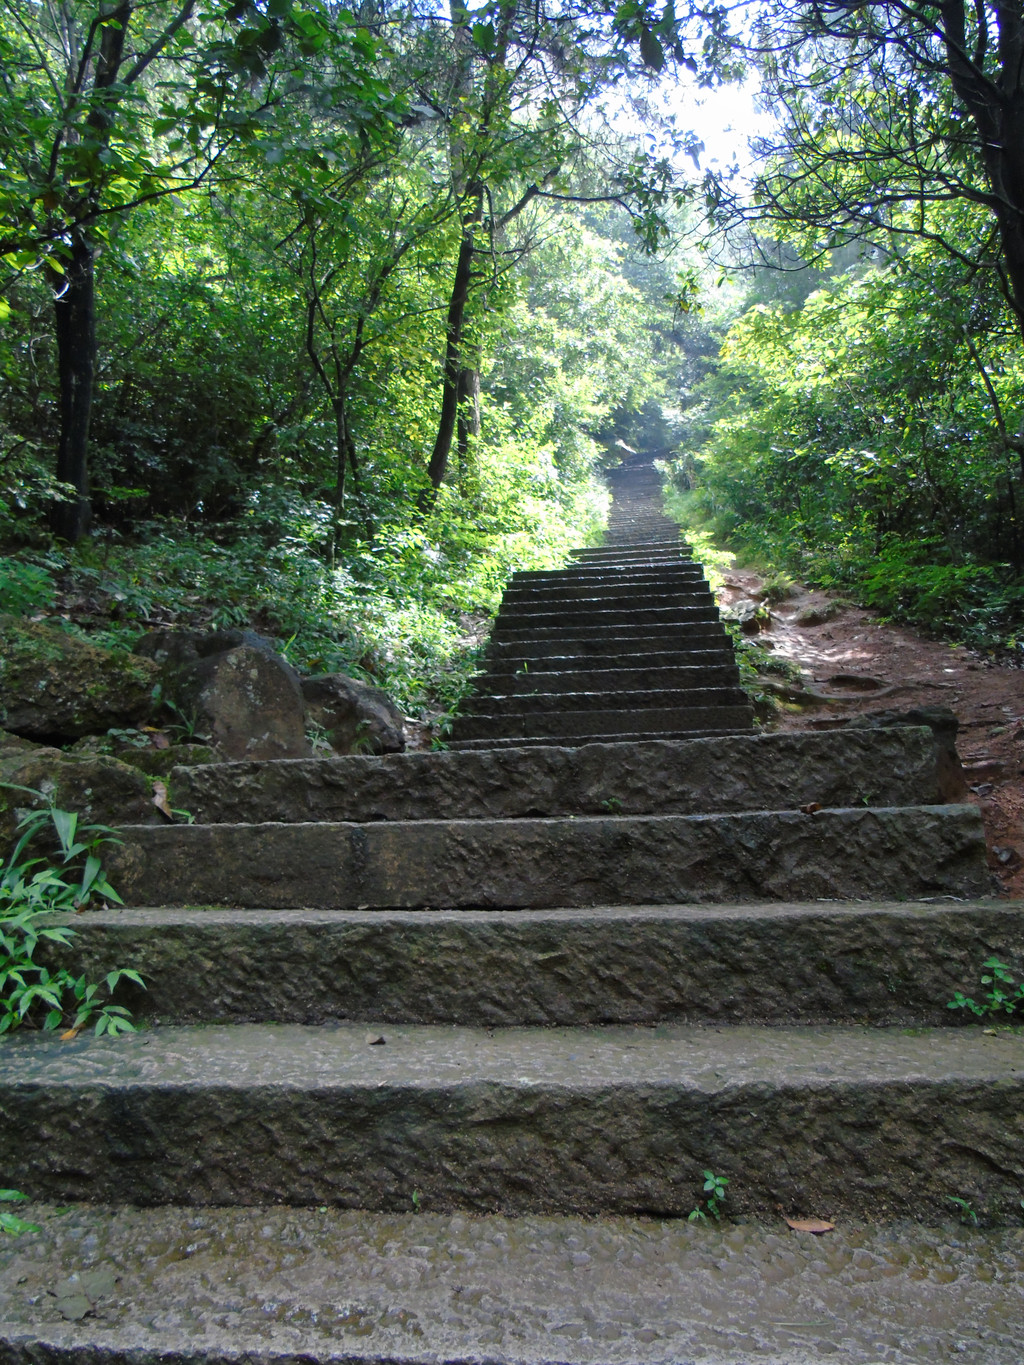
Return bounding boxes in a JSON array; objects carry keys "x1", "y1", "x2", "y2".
[
  {"x1": 0, "y1": 730, "x2": 160, "y2": 857},
  {"x1": 0, "y1": 614, "x2": 160, "y2": 743}
]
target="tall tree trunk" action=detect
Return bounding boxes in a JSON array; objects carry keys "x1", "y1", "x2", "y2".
[
  {"x1": 50, "y1": 229, "x2": 96, "y2": 543},
  {"x1": 456, "y1": 361, "x2": 481, "y2": 495},
  {"x1": 425, "y1": 185, "x2": 483, "y2": 493}
]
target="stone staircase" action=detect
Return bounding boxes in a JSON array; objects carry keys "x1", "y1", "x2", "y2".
[
  {"x1": 449, "y1": 452, "x2": 753, "y2": 749},
  {"x1": 1, "y1": 458, "x2": 1023, "y2": 1364}
]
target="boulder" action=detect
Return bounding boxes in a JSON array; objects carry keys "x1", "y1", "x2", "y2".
[
  {"x1": 169, "y1": 644, "x2": 310, "y2": 761},
  {"x1": 0, "y1": 614, "x2": 160, "y2": 743},
  {"x1": 302, "y1": 673, "x2": 406, "y2": 755},
  {"x1": 135, "y1": 627, "x2": 301, "y2": 686},
  {"x1": 0, "y1": 730, "x2": 158, "y2": 857}
]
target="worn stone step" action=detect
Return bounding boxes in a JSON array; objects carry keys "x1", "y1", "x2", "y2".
[
  {"x1": 501, "y1": 590, "x2": 715, "y2": 617},
  {"x1": 484, "y1": 646, "x2": 738, "y2": 674},
  {"x1": 448, "y1": 703, "x2": 753, "y2": 740},
  {"x1": 511, "y1": 565, "x2": 705, "y2": 586},
  {"x1": 462, "y1": 687, "x2": 749, "y2": 718},
  {"x1": 1, "y1": 1022, "x2": 1021, "y2": 1217},
  {"x1": 447, "y1": 728, "x2": 805, "y2": 749},
  {"x1": 3, "y1": 1206, "x2": 1021, "y2": 1365},
  {"x1": 486, "y1": 629, "x2": 730, "y2": 660},
  {"x1": 106, "y1": 805, "x2": 989, "y2": 908},
  {"x1": 491, "y1": 604, "x2": 720, "y2": 633},
  {"x1": 49, "y1": 900, "x2": 1024, "y2": 1027},
  {"x1": 471, "y1": 664, "x2": 742, "y2": 694},
  {"x1": 504, "y1": 579, "x2": 710, "y2": 605},
  {"x1": 169, "y1": 730, "x2": 950, "y2": 824}
]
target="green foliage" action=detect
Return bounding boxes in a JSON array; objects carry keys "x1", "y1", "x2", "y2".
[
  {"x1": 688, "y1": 1170, "x2": 729, "y2": 1222},
  {"x1": 0, "y1": 1189, "x2": 38, "y2": 1237},
  {"x1": 948, "y1": 958, "x2": 1024, "y2": 1019},
  {"x1": 0, "y1": 558, "x2": 56, "y2": 616},
  {"x1": 677, "y1": 230, "x2": 1024, "y2": 651},
  {"x1": 0, "y1": 793, "x2": 144, "y2": 1036}
]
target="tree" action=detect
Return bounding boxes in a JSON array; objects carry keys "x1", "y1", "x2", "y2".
[
  {"x1": 717, "y1": 0, "x2": 1024, "y2": 340},
  {"x1": 0, "y1": 0, "x2": 386, "y2": 541}
]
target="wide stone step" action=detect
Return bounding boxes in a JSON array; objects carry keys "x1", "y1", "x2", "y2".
[
  {"x1": 3, "y1": 1206, "x2": 1021, "y2": 1365},
  {"x1": 491, "y1": 604, "x2": 720, "y2": 633},
  {"x1": 501, "y1": 590, "x2": 714, "y2": 616},
  {"x1": 504, "y1": 580, "x2": 710, "y2": 604},
  {"x1": 484, "y1": 646, "x2": 738, "y2": 673},
  {"x1": 1, "y1": 1022, "x2": 1020, "y2": 1216},
  {"x1": 448, "y1": 728, "x2": 806, "y2": 749},
  {"x1": 106, "y1": 805, "x2": 989, "y2": 908},
  {"x1": 168, "y1": 730, "x2": 949, "y2": 824},
  {"x1": 490, "y1": 623, "x2": 727, "y2": 650},
  {"x1": 448, "y1": 703, "x2": 753, "y2": 740},
  {"x1": 461, "y1": 687, "x2": 749, "y2": 718},
  {"x1": 472, "y1": 663, "x2": 742, "y2": 694},
  {"x1": 511, "y1": 565, "x2": 705, "y2": 586},
  {"x1": 50, "y1": 900, "x2": 1024, "y2": 1027}
]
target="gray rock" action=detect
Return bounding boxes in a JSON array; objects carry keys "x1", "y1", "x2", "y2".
[
  {"x1": 301, "y1": 672, "x2": 405, "y2": 755},
  {"x1": 0, "y1": 730, "x2": 158, "y2": 856},
  {"x1": 0, "y1": 614, "x2": 159, "y2": 743},
  {"x1": 169, "y1": 644, "x2": 310, "y2": 762},
  {"x1": 135, "y1": 627, "x2": 302, "y2": 687}
]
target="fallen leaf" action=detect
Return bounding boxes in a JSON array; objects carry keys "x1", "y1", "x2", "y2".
[
  {"x1": 60, "y1": 1028, "x2": 80, "y2": 1042},
  {"x1": 799, "y1": 802, "x2": 823, "y2": 815},
  {"x1": 150, "y1": 732, "x2": 171, "y2": 750},
  {"x1": 784, "y1": 1217, "x2": 835, "y2": 1233},
  {"x1": 365, "y1": 1032, "x2": 386, "y2": 1046},
  {"x1": 152, "y1": 781, "x2": 174, "y2": 821},
  {"x1": 54, "y1": 1293, "x2": 92, "y2": 1322}
]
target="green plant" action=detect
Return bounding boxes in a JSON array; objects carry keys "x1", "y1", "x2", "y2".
[
  {"x1": 947, "y1": 1195, "x2": 980, "y2": 1226},
  {"x1": 688, "y1": 1170, "x2": 729, "y2": 1222},
  {"x1": 948, "y1": 957, "x2": 1024, "y2": 1018},
  {"x1": 0, "y1": 791, "x2": 145, "y2": 1035},
  {"x1": 0, "y1": 559, "x2": 57, "y2": 617},
  {"x1": 0, "y1": 1189, "x2": 39, "y2": 1236},
  {"x1": 601, "y1": 797, "x2": 623, "y2": 812}
]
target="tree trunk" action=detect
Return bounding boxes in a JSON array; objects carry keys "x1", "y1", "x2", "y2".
[
  {"x1": 50, "y1": 229, "x2": 96, "y2": 543},
  {"x1": 425, "y1": 186, "x2": 483, "y2": 493},
  {"x1": 456, "y1": 362, "x2": 481, "y2": 494}
]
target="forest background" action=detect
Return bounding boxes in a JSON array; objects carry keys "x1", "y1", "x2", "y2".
[{"x1": 2, "y1": 0, "x2": 1023, "y2": 730}]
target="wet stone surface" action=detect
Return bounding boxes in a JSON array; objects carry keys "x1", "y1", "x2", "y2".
[{"x1": 1, "y1": 1205, "x2": 1022, "y2": 1364}]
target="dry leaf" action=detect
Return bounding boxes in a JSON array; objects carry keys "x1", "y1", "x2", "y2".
[
  {"x1": 799, "y1": 802, "x2": 823, "y2": 815},
  {"x1": 150, "y1": 732, "x2": 171, "y2": 750},
  {"x1": 365, "y1": 1032, "x2": 386, "y2": 1046},
  {"x1": 784, "y1": 1216, "x2": 835, "y2": 1233},
  {"x1": 152, "y1": 781, "x2": 174, "y2": 821},
  {"x1": 60, "y1": 1028, "x2": 80, "y2": 1042}
]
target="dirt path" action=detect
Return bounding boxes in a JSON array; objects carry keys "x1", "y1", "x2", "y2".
[{"x1": 719, "y1": 573, "x2": 1024, "y2": 898}]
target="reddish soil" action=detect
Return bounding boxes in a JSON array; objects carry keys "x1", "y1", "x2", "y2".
[{"x1": 719, "y1": 573, "x2": 1024, "y2": 898}]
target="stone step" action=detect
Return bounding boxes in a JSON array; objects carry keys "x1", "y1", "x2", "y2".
[
  {"x1": 470, "y1": 663, "x2": 742, "y2": 694},
  {"x1": 3, "y1": 1206, "x2": 1021, "y2": 1365},
  {"x1": 500, "y1": 589, "x2": 714, "y2": 615},
  {"x1": 505, "y1": 577, "x2": 710, "y2": 601},
  {"x1": 511, "y1": 565, "x2": 704, "y2": 585},
  {"x1": 106, "y1": 805, "x2": 989, "y2": 908},
  {"x1": 448, "y1": 703, "x2": 754, "y2": 740},
  {"x1": 1, "y1": 1021, "x2": 1020, "y2": 1216},
  {"x1": 461, "y1": 686, "x2": 748, "y2": 718},
  {"x1": 484, "y1": 646, "x2": 738, "y2": 673},
  {"x1": 49, "y1": 900, "x2": 1024, "y2": 1027},
  {"x1": 447, "y1": 728, "x2": 805, "y2": 749},
  {"x1": 168, "y1": 730, "x2": 950, "y2": 824},
  {"x1": 491, "y1": 604, "x2": 720, "y2": 633},
  {"x1": 485, "y1": 628, "x2": 730, "y2": 658},
  {"x1": 572, "y1": 541, "x2": 684, "y2": 556}
]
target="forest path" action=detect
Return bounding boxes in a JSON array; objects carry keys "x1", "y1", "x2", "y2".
[{"x1": 718, "y1": 572, "x2": 1024, "y2": 896}]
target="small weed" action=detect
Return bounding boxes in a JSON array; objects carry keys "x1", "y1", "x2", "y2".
[
  {"x1": 688, "y1": 1170, "x2": 729, "y2": 1222},
  {"x1": 948, "y1": 957, "x2": 1024, "y2": 1018},
  {"x1": 411, "y1": 1189, "x2": 422, "y2": 1212},
  {"x1": 947, "y1": 1195, "x2": 980, "y2": 1226},
  {"x1": 601, "y1": 797, "x2": 623, "y2": 812},
  {"x1": 0, "y1": 1189, "x2": 39, "y2": 1237}
]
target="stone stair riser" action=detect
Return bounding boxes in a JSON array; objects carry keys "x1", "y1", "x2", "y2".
[
  {"x1": 449, "y1": 704, "x2": 753, "y2": 739},
  {"x1": 106, "y1": 806, "x2": 989, "y2": 909},
  {"x1": 461, "y1": 688, "x2": 749, "y2": 718},
  {"x1": 491, "y1": 606, "x2": 721, "y2": 633},
  {"x1": 168, "y1": 730, "x2": 948, "y2": 824},
  {"x1": 484, "y1": 647, "x2": 739, "y2": 673},
  {"x1": 49, "y1": 902, "x2": 1024, "y2": 1028},
  {"x1": 474, "y1": 665, "x2": 742, "y2": 694}
]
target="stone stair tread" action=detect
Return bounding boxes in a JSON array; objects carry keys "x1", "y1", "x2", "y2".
[
  {"x1": 476, "y1": 665, "x2": 742, "y2": 692},
  {"x1": 485, "y1": 648, "x2": 738, "y2": 671},
  {"x1": 51, "y1": 899, "x2": 1024, "y2": 1027},
  {"x1": 105, "y1": 805, "x2": 990, "y2": 908},
  {"x1": 3, "y1": 1205, "x2": 1020, "y2": 1365},
  {"x1": 2, "y1": 1021, "x2": 1022, "y2": 1215}
]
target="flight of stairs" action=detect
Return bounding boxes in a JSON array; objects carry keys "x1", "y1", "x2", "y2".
[
  {"x1": 449, "y1": 453, "x2": 753, "y2": 749},
  {"x1": 1, "y1": 459, "x2": 1022, "y2": 1364}
]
